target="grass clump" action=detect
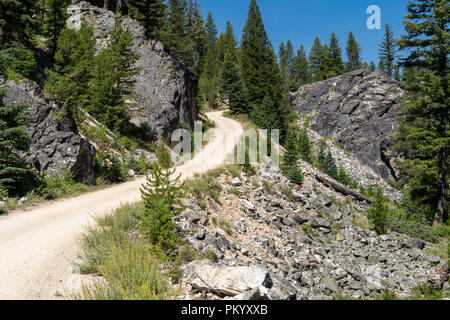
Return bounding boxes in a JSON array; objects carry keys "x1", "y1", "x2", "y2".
[
  {"x1": 185, "y1": 167, "x2": 225, "y2": 202},
  {"x1": 302, "y1": 225, "x2": 313, "y2": 235},
  {"x1": 375, "y1": 289, "x2": 398, "y2": 300},
  {"x1": 410, "y1": 284, "x2": 443, "y2": 300},
  {"x1": 37, "y1": 170, "x2": 88, "y2": 200},
  {"x1": 75, "y1": 158, "x2": 189, "y2": 300}
]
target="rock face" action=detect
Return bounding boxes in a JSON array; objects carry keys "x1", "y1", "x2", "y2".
[
  {"x1": 290, "y1": 69, "x2": 403, "y2": 180},
  {"x1": 3, "y1": 81, "x2": 96, "y2": 184},
  {"x1": 67, "y1": 1, "x2": 198, "y2": 141}
]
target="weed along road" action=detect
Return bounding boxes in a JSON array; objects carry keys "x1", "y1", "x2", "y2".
[{"x1": 0, "y1": 111, "x2": 243, "y2": 300}]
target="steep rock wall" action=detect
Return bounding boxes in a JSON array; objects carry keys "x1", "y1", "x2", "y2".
[{"x1": 290, "y1": 69, "x2": 403, "y2": 180}]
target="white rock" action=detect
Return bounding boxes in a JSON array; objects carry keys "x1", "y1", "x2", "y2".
[
  {"x1": 231, "y1": 177, "x2": 242, "y2": 186},
  {"x1": 183, "y1": 260, "x2": 272, "y2": 297}
]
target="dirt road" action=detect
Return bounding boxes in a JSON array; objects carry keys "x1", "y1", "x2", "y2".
[{"x1": 0, "y1": 111, "x2": 243, "y2": 300}]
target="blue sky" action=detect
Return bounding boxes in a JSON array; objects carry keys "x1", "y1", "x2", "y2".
[{"x1": 198, "y1": 0, "x2": 409, "y2": 64}]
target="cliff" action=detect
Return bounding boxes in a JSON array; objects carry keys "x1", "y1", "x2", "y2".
[{"x1": 290, "y1": 69, "x2": 403, "y2": 180}]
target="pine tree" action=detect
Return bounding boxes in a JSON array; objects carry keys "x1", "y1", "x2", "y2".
[
  {"x1": 45, "y1": 24, "x2": 96, "y2": 114},
  {"x1": 285, "y1": 40, "x2": 295, "y2": 91},
  {"x1": 309, "y1": 37, "x2": 323, "y2": 80},
  {"x1": 346, "y1": 31, "x2": 362, "y2": 71},
  {"x1": 204, "y1": 12, "x2": 218, "y2": 47},
  {"x1": 279, "y1": 40, "x2": 294, "y2": 93},
  {"x1": 87, "y1": 18, "x2": 140, "y2": 133},
  {"x1": 293, "y1": 45, "x2": 312, "y2": 87},
  {"x1": 0, "y1": 88, "x2": 31, "y2": 195},
  {"x1": 127, "y1": 0, "x2": 167, "y2": 41},
  {"x1": 369, "y1": 61, "x2": 376, "y2": 71},
  {"x1": 337, "y1": 165, "x2": 350, "y2": 186},
  {"x1": 324, "y1": 150, "x2": 338, "y2": 179},
  {"x1": 186, "y1": 1, "x2": 206, "y2": 73},
  {"x1": 297, "y1": 128, "x2": 312, "y2": 163},
  {"x1": 395, "y1": 0, "x2": 449, "y2": 225},
  {"x1": 329, "y1": 32, "x2": 345, "y2": 76},
  {"x1": 283, "y1": 130, "x2": 298, "y2": 169},
  {"x1": 0, "y1": 0, "x2": 42, "y2": 48},
  {"x1": 140, "y1": 162, "x2": 184, "y2": 250},
  {"x1": 250, "y1": 95, "x2": 280, "y2": 131},
  {"x1": 378, "y1": 24, "x2": 398, "y2": 77},
  {"x1": 197, "y1": 11, "x2": 218, "y2": 109},
  {"x1": 220, "y1": 52, "x2": 248, "y2": 114},
  {"x1": 217, "y1": 20, "x2": 237, "y2": 66},
  {"x1": 43, "y1": 0, "x2": 69, "y2": 56},
  {"x1": 164, "y1": 0, "x2": 191, "y2": 66},
  {"x1": 317, "y1": 43, "x2": 333, "y2": 81},
  {"x1": 240, "y1": 0, "x2": 289, "y2": 139},
  {"x1": 317, "y1": 140, "x2": 327, "y2": 169},
  {"x1": 198, "y1": 47, "x2": 219, "y2": 109},
  {"x1": 282, "y1": 129, "x2": 304, "y2": 185}
]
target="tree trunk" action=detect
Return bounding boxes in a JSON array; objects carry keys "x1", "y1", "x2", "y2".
[
  {"x1": 315, "y1": 173, "x2": 373, "y2": 204},
  {"x1": 104, "y1": 0, "x2": 110, "y2": 10}
]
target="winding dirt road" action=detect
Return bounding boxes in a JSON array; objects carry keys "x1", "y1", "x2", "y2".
[{"x1": 0, "y1": 111, "x2": 243, "y2": 300}]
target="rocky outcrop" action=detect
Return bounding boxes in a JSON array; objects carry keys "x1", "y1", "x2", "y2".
[
  {"x1": 2, "y1": 81, "x2": 96, "y2": 184},
  {"x1": 67, "y1": 1, "x2": 198, "y2": 141},
  {"x1": 290, "y1": 69, "x2": 403, "y2": 180},
  {"x1": 177, "y1": 164, "x2": 447, "y2": 300}
]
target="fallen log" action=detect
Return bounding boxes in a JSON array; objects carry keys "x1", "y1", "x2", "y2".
[{"x1": 315, "y1": 173, "x2": 373, "y2": 204}]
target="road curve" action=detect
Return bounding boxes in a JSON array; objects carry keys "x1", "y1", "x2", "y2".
[{"x1": 0, "y1": 111, "x2": 243, "y2": 300}]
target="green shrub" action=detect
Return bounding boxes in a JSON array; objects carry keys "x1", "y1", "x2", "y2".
[
  {"x1": 286, "y1": 166, "x2": 304, "y2": 185},
  {"x1": 154, "y1": 142, "x2": 172, "y2": 169},
  {"x1": 185, "y1": 168, "x2": 224, "y2": 202},
  {"x1": 410, "y1": 284, "x2": 443, "y2": 300},
  {"x1": 12, "y1": 47, "x2": 36, "y2": 80},
  {"x1": 302, "y1": 225, "x2": 313, "y2": 235},
  {"x1": 376, "y1": 289, "x2": 397, "y2": 300},
  {"x1": 434, "y1": 221, "x2": 450, "y2": 238},
  {"x1": 367, "y1": 188, "x2": 389, "y2": 235},
  {"x1": 94, "y1": 150, "x2": 126, "y2": 183},
  {"x1": 0, "y1": 184, "x2": 8, "y2": 199},
  {"x1": 77, "y1": 242, "x2": 170, "y2": 300},
  {"x1": 387, "y1": 216, "x2": 440, "y2": 243},
  {"x1": 0, "y1": 51, "x2": 13, "y2": 75},
  {"x1": 77, "y1": 203, "x2": 143, "y2": 274},
  {"x1": 37, "y1": 170, "x2": 87, "y2": 200},
  {"x1": 204, "y1": 250, "x2": 217, "y2": 262}
]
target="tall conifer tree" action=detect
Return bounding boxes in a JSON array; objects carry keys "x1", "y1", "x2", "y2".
[
  {"x1": 43, "y1": 0, "x2": 69, "y2": 56},
  {"x1": 240, "y1": 0, "x2": 288, "y2": 139},
  {"x1": 293, "y1": 45, "x2": 312, "y2": 87},
  {"x1": 346, "y1": 31, "x2": 362, "y2": 71},
  {"x1": 127, "y1": 0, "x2": 167, "y2": 41},
  {"x1": 329, "y1": 32, "x2": 345, "y2": 76},
  {"x1": 394, "y1": 0, "x2": 449, "y2": 225},
  {"x1": 378, "y1": 24, "x2": 398, "y2": 77},
  {"x1": 309, "y1": 37, "x2": 323, "y2": 80}
]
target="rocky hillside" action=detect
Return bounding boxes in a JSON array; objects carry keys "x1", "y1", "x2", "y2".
[
  {"x1": 1, "y1": 80, "x2": 96, "y2": 184},
  {"x1": 176, "y1": 164, "x2": 448, "y2": 300},
  {"x1": 67, "y1": 1, "x2": 198, "y2": 141},
  {"x1": 290, "y1": 69, "x2": 403, "y2": 180},
  {"x1": 0, "y1": 2, "x2": 198, "y2": 181}
]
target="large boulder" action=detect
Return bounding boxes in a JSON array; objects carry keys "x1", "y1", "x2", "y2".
[
  {"x1": 182, "y1": 260, "x2": 297, "y2": 300},
  {"x1": 290, "y1": 69, "x2": 403, "y2": 180},
  {"x1": 2, "y1": 81, "x2": 96, "y2": 184},
  {"x1": 67, "y1": 1, "x2": 198, "y2": 141}
]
